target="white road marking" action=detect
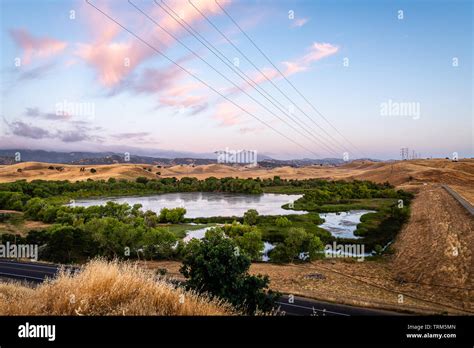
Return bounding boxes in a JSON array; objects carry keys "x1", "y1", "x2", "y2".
[
  {"x1": 276, "y1": 301, "x2": 350, "y2": 316},
  {"x1": 0, "y1": 271, "x2": 45, "y2": 281}
]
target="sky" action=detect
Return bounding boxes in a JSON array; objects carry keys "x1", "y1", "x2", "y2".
[{"x1": 0, "y1": 0, "x2": 472, "y2": 160}]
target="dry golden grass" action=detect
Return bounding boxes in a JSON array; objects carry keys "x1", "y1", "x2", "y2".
[
  {"x1": 1, "y1": 159, "x2": 472, "y2": 205},
  {"x1": 1, "y1": 159, "x2": 472, "y2": 196},
  {"x1": 0, "y1": 259, "x2": 233, "y2": 316}
]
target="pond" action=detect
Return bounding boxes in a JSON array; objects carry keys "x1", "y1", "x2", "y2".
[
  {"x1": 72, "y1": 193, "x2": 376, "y2": 260},
  {"x1": 71, "y1": 192, "x2": 304, "y2": 218},
  {"x1": 183, "y1": 209, "x2": 376, "y2": 261},
  {"x1": 319, "y1": 210, "x2": 375, "y2": 239},
  {"x1": 183, "y1": 226, "x2": 213, "y2": 242}
]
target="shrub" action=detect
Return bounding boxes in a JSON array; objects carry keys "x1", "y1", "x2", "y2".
[
  {"x1": 136, "y1": 176, "x2": 149, "y2": 184},
  {"x1": 234, "y1": 229, "x2": 264, "y2": 261},
  {"x1": 180, "y1": 230, "x2": 279, "y2": 314},
  {"x1": 158, "y1": 207, "x2": 186, "y2": 224},
  {"x1": 243, "y1": 209, "x2": 259, "y2": 225},
  {"x1": 270, "y1": 227, "x2": 324, "y2": 263},
  {"x1": 275, "y1": 216, "x2": 291, "y2": 227}
]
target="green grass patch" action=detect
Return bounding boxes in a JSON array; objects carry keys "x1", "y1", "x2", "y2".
[{"x1": 256, "y1": 213, "x2": 332, "y2": 244}]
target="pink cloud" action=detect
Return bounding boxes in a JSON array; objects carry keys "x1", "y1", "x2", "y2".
[
  {"x1": 134, "y1": 65, "x2": 184, "y2": 94},
  {"x1": 301, "y1": 42, "x2": 339, "y2": 64},
  {"x1": 281, "y1": 42, "x2": 339, "y2": 76},
  {"x1": 292, "y1": 18, "x2": 309, "y2": 28},
  {"x1": 225, "y1": 42, "x2": 339, "y2": 95},
  {"x1": 10, "y1": 29, "x2": 67, "y2": 64},
  {"x1": 164, "y1": 82, "x2": 202, "y2": 98},
  {"x1": 213, "y1": 102, "x2": 243, "y2": 126},
  {"x1": 158, "y1": 0, "x2": 230, "y2": 34},
  {"x1": 224, "y1": 67, "x2": 279, "y2": 95},
  {"x1": 239, "y1": 125, "x2": 266, "y2": 134},
  {"x1": 281, "y1": 61, "x2": 307, "y2": 75},
  {"x1": 76, "y1": 41, "x2": 148, "y2": 87},
  {"x1": 159, "y1": 95, "x2": 207, "y2": 108},
  {"x1": 212, "y1": 101, "x2": 257, "y2": 127},
  {"x1": 77, "y1": 0, "x2": 232, "y2": 88},
  {"x1": 132, "y1": 64, "x2": 208, "y2": 111},
  {"x1": 251, "y1": 67, "x2": 280, "y2": 85}
]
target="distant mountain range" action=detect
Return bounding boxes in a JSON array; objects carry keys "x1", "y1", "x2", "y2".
[{"x1": 0, "y1": 149, "x2": 378, "y2": 168}]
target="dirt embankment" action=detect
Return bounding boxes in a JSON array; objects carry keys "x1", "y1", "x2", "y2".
[{"x1": 391, "y1": 185, "x2": 473, "y2": 302}]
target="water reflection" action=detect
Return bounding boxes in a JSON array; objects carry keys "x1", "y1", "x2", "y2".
[
  {"x1": 73, "y1": 192, "x2": 304, "y2": 218},
  {"x1": 319, "y1": 210, "x2": 375, "y2": 239}
]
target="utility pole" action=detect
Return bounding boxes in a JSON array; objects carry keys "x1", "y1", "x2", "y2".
[{"x1": 400, "y1": 147, "x2": 409, "y2": 160}]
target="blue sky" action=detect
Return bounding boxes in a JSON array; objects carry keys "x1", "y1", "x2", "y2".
[{"x1": 0, "y1": 0, "x2": 472, "y2": 160}]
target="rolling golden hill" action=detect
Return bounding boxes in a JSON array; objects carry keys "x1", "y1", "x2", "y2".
[{"x1": 1, "y1": 158, "x2": 472, "y2": 203}]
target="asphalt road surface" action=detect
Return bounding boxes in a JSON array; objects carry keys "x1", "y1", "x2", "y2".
[
  {"x1": 442, "y1": 184, "x2": 474, "y2": 215},
  {"x1": 0, "y1": 260, "x2": 403, "y2": 316},
  {"x1": 0, "y1": 259, "x2": 63, "y2": 282},
  {"x1": 277, "y1": 295, "x2": 403, "y2": 316}
]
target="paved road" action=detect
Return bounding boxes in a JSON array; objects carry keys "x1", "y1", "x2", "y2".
[
  {"x1": 0, "y1": 260, "x2": 404, "y2": 316},
  {"x1": 442, "y1": 185, "x2": 474, "y2": 216},
  {"x1": 276, "y1": 295, "x2": 403, "y2": 316},
  {"x1": 0, "y1": 259, "x2": 63, "y2": 282}
]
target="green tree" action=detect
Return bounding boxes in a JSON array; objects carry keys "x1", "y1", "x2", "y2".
[
  {"x1": 243, "y1": 209, "x2": 259, "y2": 225},
  {"x1": 24, "y1": 197, "x2": 46, "y2": 219},
  {"x1": 136, "y1": 176, "x2": 149, "y2": 184},
  {"x1": 270, "y1": 227, "x2": 324, "y2": 263},
  {"x1": 275, "y1": 216, "x2": 291, "y2": 227},
  {"x1": 45, "y1": 225, "x2": 95, "y2": 263},
  {"x1": 143, "y1": 210, "x2": 160, "y2": 228},
  {"x1": 222, "y1": 221, "x2": 254, "y2": 238},
  {"x1": 142, "y1": 228, "x2": 177, "y2": 259},
  {"x1": 235, "y1": 229, "x2": 264, "y2": 261},
  {"x1": 180, "y1": 230, "x2": 278, "y2": 314},
  {"x1": 158, "y1": 207, "x2": 186, "y2": 223}
]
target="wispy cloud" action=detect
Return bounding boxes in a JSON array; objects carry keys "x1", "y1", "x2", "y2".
[
  {"x1": 291, "y1": 18, "x2": 309, "y2": 28},
  {"x1": 10, "y1": 29, "x2": 67, "y2": 64},
  {"x1": 110, "y1": 132, "x2": 150, "y2": 139},
  {"x1": 239, "y1": 125, "x2": 266, "y2": 134},
  {"x1": 76, "y1": 0, "x2": 232, "y2": 88},
  {"x1": 212, "y1": 101, "x2": 257, "y2": 128},
  {"x1": 281, "y1": 42, "x2": 339, "y2": 76},
  {"x1": 132, "y1": 64, "x2": 209, "y2": 114},
  {"x1": 226, "y1": 42, "x2": 339, "y2": 95},
  {"x1": 213, "y1": 102, "x2": 243, "y2": 126},
  {"x1": 16, "y1": 62, "x2": 56, "y2": 81},
  {"x1": 25, "y1": 107, "x2": 72, "y2": 121},
  {"x1": 6, "y1": 120, "x2": 103, "y2": 143},
  {"x1": 9, "y1": 121, "x2": 52, "y2": 139}
]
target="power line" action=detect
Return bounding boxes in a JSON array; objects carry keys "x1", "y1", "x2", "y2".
[
  {"x1": 213, "y1": 0, "x2": 366, "y2": 158},
  {"x1": 85, "y1": 0, "x2": 321, "y2": 158},
  {"x1": 190, "y1": 0, "x2": 354, "y2": 156},
  {"x1": 157, "y1": 0, "x2": 345, "y2": 157},
  {"x1": 129, "y1": 0, "x2": 339, "y2": 157}
]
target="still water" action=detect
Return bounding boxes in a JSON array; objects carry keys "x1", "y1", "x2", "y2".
[{"x1": 72, "y1": 192, "x2": 304, "y2": 218}]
